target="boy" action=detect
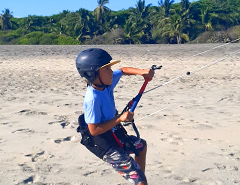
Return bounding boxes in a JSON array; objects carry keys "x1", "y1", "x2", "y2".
[{"x1": 76, "y1": 48, "x2": 154, "y2": 185}]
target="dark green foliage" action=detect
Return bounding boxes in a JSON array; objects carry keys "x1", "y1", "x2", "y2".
[
  {"x1": 158, "y1": 0, "x2": 175, "y2": 17},
  {"x1": 58, "y1": 35, "x2": 81, "y2": 45},
  {"x1": 10, "y1": 31, "x2": 79, "y2": 45},
  {"x1": 0, "y1": 0, "x2": 240, "y2": 45},
  {"x1": 0, "y1": 9, "x2": 14, "y2": 30}
]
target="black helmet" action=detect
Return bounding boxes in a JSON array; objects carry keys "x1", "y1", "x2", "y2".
[{"x1": 76, "y1": 48, "x2": 120, "y2": 83}]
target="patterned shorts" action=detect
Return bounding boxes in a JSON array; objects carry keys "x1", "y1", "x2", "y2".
[{"x1": 103, "y1": 136, "x2": 146, "y2": 185}]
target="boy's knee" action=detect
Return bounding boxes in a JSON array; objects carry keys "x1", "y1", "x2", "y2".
[
  {"x1": 138, "y1": 142, "x2": 147, "y2": 157},
  {"x1": 143, "y1": 141, "x2": 147, "y2": 152},
  {"x1": 138, "y1": 181, "x2": 148, "y2": 185},
  {"x1": 141, "y1": 139, "x2": 147, "y2": 149}
]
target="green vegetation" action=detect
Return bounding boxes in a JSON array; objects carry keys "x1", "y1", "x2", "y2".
[{"x1": 0, "y1": 0, "x2": 240, "y2": 45}]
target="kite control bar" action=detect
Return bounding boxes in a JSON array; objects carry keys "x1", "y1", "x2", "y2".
[
  {"x1": 121, "y1": 65, "x2": 162, "y2": 138},
  {"x1": 129, "y1": 65, "x2": 162, "y2": 112}
]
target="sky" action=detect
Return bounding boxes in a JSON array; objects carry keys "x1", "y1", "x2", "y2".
[{"x1": 1, "y1": 0, "x2": 196, "y2": 18}]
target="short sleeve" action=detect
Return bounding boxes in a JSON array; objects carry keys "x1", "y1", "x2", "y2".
[{"x1": 84, "y1": 100, "x2": 102, "y2": 124}]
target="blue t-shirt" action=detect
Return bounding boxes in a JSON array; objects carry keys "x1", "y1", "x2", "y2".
[{"x1": 83, "y1": 70, "x2": 123, "y2": 124}]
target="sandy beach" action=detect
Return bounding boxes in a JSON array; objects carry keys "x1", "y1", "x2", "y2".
[{"x1": 0, "y1": 44, "x2": 240, "y2": 185}]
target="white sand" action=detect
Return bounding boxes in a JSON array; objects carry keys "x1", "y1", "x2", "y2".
[{"x1": 0, "y1": 44, "x2": 240, "y2": 185}]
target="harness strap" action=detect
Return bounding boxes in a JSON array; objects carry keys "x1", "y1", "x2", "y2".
[{"x1": 112, "y1": 131, "x2": 123, "y2": 148}]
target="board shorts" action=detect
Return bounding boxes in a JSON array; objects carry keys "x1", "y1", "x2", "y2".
[{"x1": 102, "y1": 135, "x2": 147, "y2": 185}]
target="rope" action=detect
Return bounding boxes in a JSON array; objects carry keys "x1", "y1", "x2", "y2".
[
  {"x1": 177, "y1": 38, "x2": 240, "y2": 61},
  {"x1": 138, "y1": 74, "x2": 238, "y2": 121},
  {"x1": 144, "y1": 48, "x2": 240, "y2": 94},
  {"x1": 138, "y1": 48, "x2": 240, "y2": 120},
  {"x1": 151, "y1": 38, "x2": 240, "y2": 74}
]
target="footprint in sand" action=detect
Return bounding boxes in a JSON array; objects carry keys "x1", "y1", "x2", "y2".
[
  {"x1": 48, "y1": 120, "x2": 74, "y2": 129},
  {"x1": 16, "y1": 109, "x2": 47, "y2": 116},
  {"x1": 24, "y1": 150, "x2": 54, "y2": 163},
  {"x1": 0, "y1": 122, "x2": 11, "y2": 125},
  {"x1": 60, "y1": 122, "x2": 70, "y2": 128},
  {"x1": 83, "y1": 170, "x2": 98, "y2": 176},
  {"x1": 52, "y1": 115, "x2": 78, "y2": 129},
  {"x1": 12, "y1": 128, "x2": 35, "y2": 134},
  {"x1": 221, "y1": 146, "x2": 240, "y2": 162},
  {"x1": 148, "y1": 160, "x2": 175, "y2": 178},
  {"x1": 25, "y1": 151, "x2": 46, "y2": 162},
  {"x1": 54, "y1": 136, "x2": 73, "y2": 144},
  {"x1": 19, "y1": 175, "x2": 52, "y2": 185},
  {"x1": 0, "y1": 138, "x2": 6, "y2": 144},
  {"x1": 182, "y1": 177, "x2": 199, "y2": 183},
  {"x1": 227, "y1": 152, "x2": 240, "y2": 161},
  {"x1": 215, "y1": 163, "x2": 239, "y2": 172},
  {"x1": 201, "y1": 168, "x2": 213, "y2": 172},
  {"x1": 22, "y1": 176, "x2": 35, "y2": 184},
  {"x1": 193, "y1": 123, "x2": 214, "y2": 130},
  {"x1": 18, "y1": 163, "x2": 35, "y2": 172},
  {"x1": 49, "y1": 115, "x2": 77, "y2": 129},
  {"x1": 164, "y1": 174, "x2": 183, "y2": 181},
  {"x1": 160, "y1": 133, "x2": 185, "y2": 146},
  {"x1": 48, "y1": 120, "x2": 62, "y2": 125},
  {"x1": 0, "y1": 122, "x2": 13, "y2": 129}
]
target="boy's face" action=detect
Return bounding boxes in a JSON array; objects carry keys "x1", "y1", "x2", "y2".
[{"x1": 98, "y1": 65, "x2": 113, "y2": 85}]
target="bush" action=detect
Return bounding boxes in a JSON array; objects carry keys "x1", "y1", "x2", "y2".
[
  {"x1": 85, "y1": 28, "x2": 125, "y2": 45},
  {"x1": 17, "y1": 32, "x2": 43, "y2": 44},
  {"x1": 192, "y1": 25, "x2": 240, "y2": 43},
  {"x1": 227, "y1": 25, "x2": 240, "y2": 41},
  {"x1": 152, "y1": 27, "x2": 169, "y2": 44},
  {"x1": 103, "y1": 28, "x2": 125, "y2": 44},
  {"x1": 85, "y1": 35, "x2": 105, "y2": 45},
  {"x1": 58, "y1": 35, "x2": 80, "y2": 45},
  {"x1": 15, "y1": 31, "x2": 80, "y2": 45},
  {"x1": 39, "y1": 33, "x2": 58, "y2": 44},
  {"x1": 0, "y1": 31, "x2": 7, "y2": 44}
]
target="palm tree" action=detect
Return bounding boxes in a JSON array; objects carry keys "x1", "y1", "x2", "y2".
[
  {"x1": 212, "y1": 1, "x2": 238, "y2": 30},
  {"x1": 126, "y1": 0, "x2": 152, "y2": 43},
  {"x1": 199, "y1": 2, "x2": 225, "y2": 31},
  {"x1": 181, "y1": 0, "x2": 190, "y2": 12},
  {"x1": 24, "y1": 15, "x2": 38, "y2": 31},
  {"x1": 134, "y1": 0, "x2": 152, "y2": 20},
  {"x1": 94, "y1": 0, "x2": 111, "y2": 24},
  {"x1": 162, "y1": 15, "x2": 189, "y2": 44},
  {"x1": 59, "y1": 12, "x2": 82, "y2": 37},
  {"x1": 158, "y1": 0, "x2": 174, "y2": 17},
  {"x1": 180, "y1": 1, "x2": 196, "y2": 37},
  {"x1": 158, "y1": 0, "x2": 197, "y2": 44},
  {"x1": 76, "y1": 8, "x2": 95, "y2": 42},
  {"x1": 0, "y1": 9, "x2": 13, "y2": 30},
  {"x1": 124, "y1": 19, "x2": 145, "y2": 44},
  {"x1": 200, "y1": 7, "x2": 214, "y2": 31}
]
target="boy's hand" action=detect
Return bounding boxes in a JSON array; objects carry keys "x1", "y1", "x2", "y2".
[
  {"x1": 119, "y1": 111, "x2": 134, "y2": 122},
  {"x1": 142, "y1": 69, "x2": 154, "y2": 81}
]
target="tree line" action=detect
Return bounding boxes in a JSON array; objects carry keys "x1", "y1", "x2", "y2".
[{"x1": 0, "y1": 0, "x2": 240, "y2": 45}]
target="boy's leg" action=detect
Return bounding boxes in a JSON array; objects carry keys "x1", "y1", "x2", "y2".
[
  {"x1": 127, "y1": 135, "x2": 147, "y2": 174},
  {"x1": 103, "y1": 147, "x2": 147, "y2": 185},
  {"x1": 134, "y1": 144, "x2": 147, "y2": 173}
]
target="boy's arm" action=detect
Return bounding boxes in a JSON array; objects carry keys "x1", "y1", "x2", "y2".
[
  {"x1": 120, "y1": 67, "x2": 154, "y2": 80},
  {"x1": 88, "y1": 111, "x2": 134, "y2": 136}
]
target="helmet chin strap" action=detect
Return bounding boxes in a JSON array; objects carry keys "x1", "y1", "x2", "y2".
[{"x1": 92, "y1": 73, "x2": 107, "y2": 88}]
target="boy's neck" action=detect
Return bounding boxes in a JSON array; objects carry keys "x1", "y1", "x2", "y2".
[{"x1": 91, "y1": 84, "x2": 105, "y2": 91}]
